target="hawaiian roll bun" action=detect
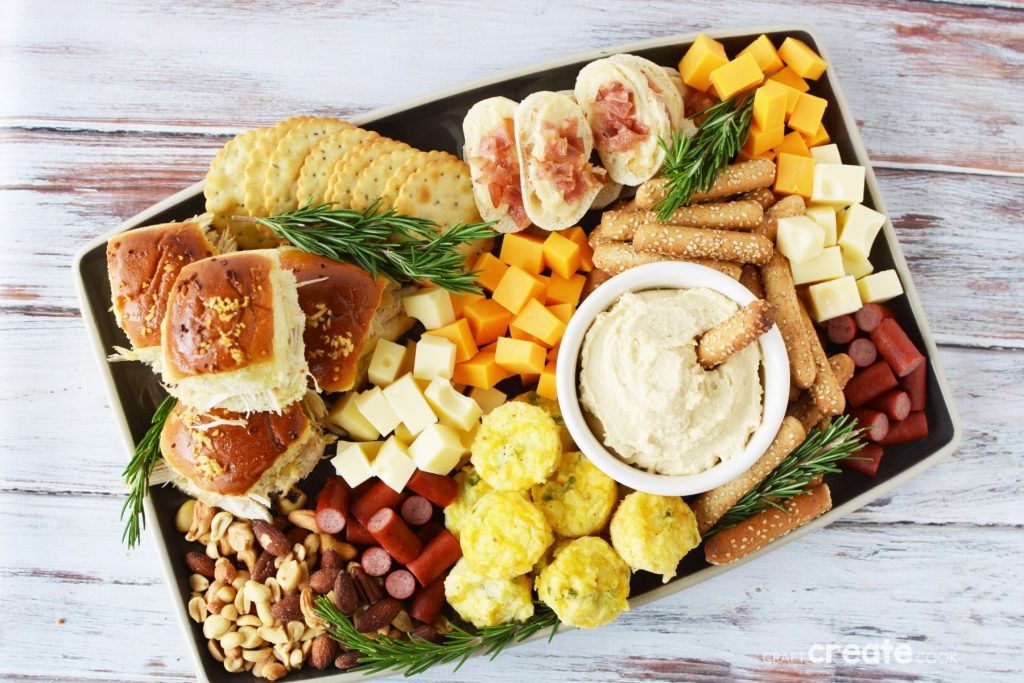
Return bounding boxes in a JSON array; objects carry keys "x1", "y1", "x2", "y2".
[
  {"x1": 160, "y1": 249, "x2": 309, "y2": 413},
  {"x1": 514, "y1": 91, "x2": 605, "y2": 231},
  {"x1": 609, "y1": 54, "x2": 686, "y2": 129},
  {"x1": 463, "y1": 96, "x2": 531, "y2": 234},
  {"x1": 159, "y1": 394, "x2": 326, "y2": 520},
  {"x1": 106, "y1": 215, "x2": 220, "y2": 364}
]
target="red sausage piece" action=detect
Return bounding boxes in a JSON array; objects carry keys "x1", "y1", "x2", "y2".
[
  {"x1": 845, "y1": 360, "x2": 898, "y2": 408},
  {"x1": 877, "y1": 411, "x2": 929, "y2": 446},
  {"x1": 901, "y1": 359, "x2": 928, "y2": 412},
  {"x1": 868, "y1": 389, "x2": 911, "y2": 422},
  {"x1": 847, "y1": 338, "x2": 878, "y2": 368},
  {"x1": 870, "y1": 318, "x2": 925, "y2": 378},
  {"x1": 827, "y1": 315, "x2": 858, "y2": 345},
  {"x1": 400, "y1": 495, "x2": 434, "y2": 526},
  {"x1": 345, "y1": 516, "x2": 376, "y2": 546},
  {"x1": 384, "y1": 569, "x2": 417, "y2": 600},
  {"x1": 406, "y1": 470, "x2": 459, "y2": 507},
  {"x1": 406, "y1": 529, "x2": 462, "y2": 587},
  {"x1": 360, "y1": 546, "x2": 393, "y2": 577},
  {"x1": 415, "y1": 520, "x2": 444, "y2": 544},
  {"x1": 351, "y1": 481, "x2": 407, "y2": 526},
  {"x1": 848, "y1": 408, "x2": 889, "y2": 442},
  {"x1": 841, "y1": 444, "x2": 884, "y2": 477},
  {"x1": 366, "y1": 508, "x2": 423, "y2": 565},
  {"x1": 315, "y1": 476, "x2": 351, "y2": 534},
  {"x1": 854, "y1": 303, "x2": 894, "y2": 333},
  {"x1": 409, "y1": 573, "x2": 447, "y2": 625}
]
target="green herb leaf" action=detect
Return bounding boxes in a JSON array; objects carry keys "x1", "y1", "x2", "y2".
[{"x1": 121, "y1": 395, "x2": 176, "y2": 548}]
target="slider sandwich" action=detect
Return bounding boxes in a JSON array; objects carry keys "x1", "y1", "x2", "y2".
[{"x1": 157, "y1": 394, "x2": 327, "y2": 520}]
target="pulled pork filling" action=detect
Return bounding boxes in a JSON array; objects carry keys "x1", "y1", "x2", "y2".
[{"x1": 593, "y1": 81, "x2": 649, "y2": 152}]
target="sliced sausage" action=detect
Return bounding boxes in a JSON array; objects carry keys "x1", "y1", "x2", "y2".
[
  {"x1": 854, "y1": 303, "x2": 894, "y2": 333},
  {"x1": 870, "y1": 318, "x2": 925, "y2": 378},
  {"x1": 868, "y1": 389, "x2": 911, "y2": 422},
  {"x1": 406, "y1": 470, "x2": 459, "y2": 507},
  {"x1": 877, "y1": 411, "x2": 928, "y2": 446},
  {"x1": 360, "y1": 546, "x2": 393, "y2": 577},
  {"x1": 847, "y1": 338, "x2": 877, "y2": 368},
  {"x1": 848, "y1": 407, "x2": 889, "y2": 442},
  {"x1": 827, "y1": 314, "x2": 857, "y2": 345},
  {"x1": 366, "y1": 508, "x2": 423, "y2": 565},
  {"x1": 351, "y1": 481, "x2": 407, "y2": 526},
  {"x1": 406, "y1": 529, "x2": 462, "y2": 587},
  {"x1": 845, "y1": 360, "x2": 898, "y2": 408},
  {"x1": 400, "y1": 495, "x2": 434, "y2": 526},
  {"x1": 315, "y1": 476, "x2": 351, "y2": 534},
  {"x1": 384, "y1": 569, "x2": 417, "y2": 600}
]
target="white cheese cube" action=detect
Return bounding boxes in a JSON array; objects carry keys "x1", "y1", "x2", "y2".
[
  {"x1": 408, "y1": 423, "x2": 465, "y2": 475},
  {"x1": 811, "y1": 164, "x2": 865, "y2": 207},
  {"x1": 354, "y1": 387, "x2": 402, "y2": 437},
  {"x1": 413, "y1": 335, "x2": 456, "y2": 381},
  {"x1": 857, "y1": 270, "x2": 904, "y2": 303},
  {"x1": 469, "y1": 386, "x2": 507, "y2": 415},
  {"x1": 837, "y1": 203, "x2": 886, "y2": 261},
  {"x1": 842, "y1": 252, "x2": 874, "y2": 279},
  {"x1": 332, "y1": 441, "x2": 383, "y2": 488},
  {"x1": 776, "y1": 216, "x2": 825, "y2": 264},
  {"x1": 368, "y1": 339, "x2": 407, "y2": 387},
  {"x1": 327, "y1": 393, "x2": 379, "y2": 441},
  {"x1": 805, "y1": 204, "x2": 837, "y2": 246},
  {"x1": 394, "y1": 421, "x2": 416, "y2": 443},
  {"x1": 402, "y1": 288, "x2": 455, "y2": 330},
  {"x1": 373, "y1": 437, "x2": 417, "y2": 492},
  {"x1": 790, "y1": 246, "x2": 845, "y2": 285},
  {"x1": 460, "y1": 423, "x2": 480, "y2": 450},
  {"x1": 382, "y1": 373, "x2": 438, "y2": 436},
  {"x1": 807, "y1": 276, "x2": 863, "y2": 322},
  {"x1": 810, "y1": 143, "x2": 842, "y2": 165},
  {"x1": 424, "y1": 378, "x2": 483, "y2": 432}
]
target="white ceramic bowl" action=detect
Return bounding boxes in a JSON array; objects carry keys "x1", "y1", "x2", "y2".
[{"x1": 556, "y1": 262, "x2": 790, "y2": 497}]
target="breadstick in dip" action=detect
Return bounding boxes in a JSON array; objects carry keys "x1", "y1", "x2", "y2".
[
  {"x1": 788, "y1": 353, "x2": 855, "y2": 432},
  {"x1": 633, "y1": 225, "x2": 773, "y2": 265},
  {"x1": 697, "y1": 300, "x2": 776, "y2": 370},
  {"x1": 755, "y1": 194, "x2": 805, "y2": 242},
  {"x1": 704, "y1": 483, "x2": 832, "y2": 565},
  {"x1": 591, "y1": 242, "x2": 741, "y2": 279},
  {"x1": 739, "y1": 265, "x2": 765, "y2": 299},
  {"x1": 762, "y1": 253, "x2": 816, "y2": 388},
  {"x1": 799, "y1": 302, "x2": 846, "y2": 417},
  {"x1": 635, "y1": 160, "x2": 776, "y2": 209},
  {"x1": 693, "y1": 416, "x2": 806, "y2": 534}
]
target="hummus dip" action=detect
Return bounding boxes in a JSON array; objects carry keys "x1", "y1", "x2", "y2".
[{"x1": 579, "y1": 288, "x2": 763, "y2": 476}]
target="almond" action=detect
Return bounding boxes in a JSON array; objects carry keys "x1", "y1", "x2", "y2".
[
  {"x1": 252, "y1": 519, "x2": 290, "y2": 556},
  {"x1": 252, "y1": 551, "x2": 275, "y2": 583},
  {"x1": 332, "y1": 571, "x2": 359, "y2": 616},
  {"x1": 310, "y1": 633, "x2": 338, "y2": 671},
  {"x1": 185, "y1": 551, "x2": 216, "y2": 578},
  {"x1": 354, "y1": 597, "x2": 402, "y2": 633},
  {"x1": 309, "y1": 567, "x2": 340, "y2": 595},
  {"x1": 335, "y1": 651, "x2": 362, "y2": 670},
  {"x1": 270, "y1": 595, "x2": 303, "y2": 623},
  {"x1": 321, "y1": 548, "x2": 343, "y2": 570}
]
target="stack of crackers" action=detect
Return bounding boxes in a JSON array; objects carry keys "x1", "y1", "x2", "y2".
[{"x1": 203, "y1": 116, "x2": 481, "y2": 249}]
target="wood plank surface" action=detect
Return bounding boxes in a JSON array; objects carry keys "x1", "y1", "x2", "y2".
[{"x1": 1, "y1": 1, "x2": 1022, "y2": 682}]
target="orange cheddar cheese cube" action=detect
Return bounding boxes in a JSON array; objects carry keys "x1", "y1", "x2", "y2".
[
  {"x1": 509, "y1": 323, "x2": 545, "y2": 347},
  {"x1": 492, "y1": 265, "x2": 545, "y2": 314},
  {"x1": 546, "y1": 303, "x2": 574, "y2": 325},
  {"x1": 778, "y1": 37, "x2": 827, "y2": 80},
  {"x1": 752, "y1": 81, "x2": 787, "y2": 131},
  {"x1": 679, "y1": 34, "x2": 729, "y2": 92},
  {"x1": 499, "y1": 232, "x2": 546, "y2": 274},
  {"x1": 788, "y1": 93, "x2": 828, "y2": 136},
  {"x1": 709, "y1": 53, "x2": 764, "y2": 100},
  {"x1": 545, "y1": 272, "x2": 585, "y2": 306},
  {"x1": 769, "y1": 81, "x2": 803, "y2": 119},
  {"x1": 737, "y1": 148, "x2": 776, "y2": 163},
  {"x1": 546, "y1": 342, "x2": 560, "y2": 363},
  {"x1": 559, "y1": 227, "x2": 593, "y2": 272},
  {"x1": 774, "y1": 130, "x2": 812, "y2": 158},
  {"x1": 473, "y1": 253, "x2": 508, "y2": 293},
  {"x1": 479, "y1": 340, "x2": 499, "y2": 354},
  {"x1": 452, "y1": 350, "x2": 510, "y2": 390},
  {"x1": 774, "y1": 152, "x2": 815, "y2": 198},
  {"x1": 743, "y1": 122, "x2": 785, "y2": 157},
  {"x1": 494, "y1": 337, "x2": 546, "y2": 375},
  {"x1": 463, "y1": 298, "x2": 511, "y2": 346},
  {"x1": 450, "y1": 291, "x2": 484, "y2": 317},
  {"x1": 423, "y1": 318, "x2": 477, "y2": 363},
  {"x1": 535, "y1": 273, "x2": 550, "y2": 301},
  {"x1": 510, "y1": 299, "x2": 567, "y2": 347},
  {"x1": 537, "y1": 361, "x2": 558, "y2": 401},
  {"x1": 520, "y1": 373, "x2": 540, "y2": 386},
  {"x1": 802, "y1": 123, "x2": 830, "y2": 148},
  {"x1": 769, "y1": 66, "x2": 810, "y2": 92},
  {"x1": 542, "y1": 232, "x2": 582, "y2": 279},
  {"x1": 739, "y1": 34, "x2": 784, "y2": 73}
]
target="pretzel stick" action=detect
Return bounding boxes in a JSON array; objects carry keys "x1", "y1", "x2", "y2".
[
  {"x1": 762, "y1": 253, "x2": 816, "y2": 388},
  {"x1": 633, "y1": 225, "x2": 773, "y2": 265},
  {"x1": 799, "y1": 301, "x2": 845, "y2": 417},
  {"x1": 739, "y1": 265, "x2": 765, "y2": 299},
  {"x1": 693, "y1": 416, "x2": 807, "y2": 534},
  {"x1": 704, "y1": 484, "x2": 832, "y2": 565},
  {"x1": 754, "y1": 194, "x2": 805, "y2": 242},
  {"x1": 741, "y1": 187, "x2": 778, "y2": 210},
  {"x1": 596, "y1": 201, "x2": 764, "y2": 242},
  {"x1": 697, "y1": 300, "x2": 776, "y2": 369},
  {"x1": 635, "y1": 160, "x2": 776, "y2": 209},
  {"x1": 788, "y1": 353, "x2": 855, "y2": 432},
  {"x1": 591, "y1": 242, "x2": 741, "y2": 279}
]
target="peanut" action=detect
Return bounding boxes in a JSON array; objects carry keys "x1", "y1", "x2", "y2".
[
  {"x1": 242, "y1": 646, "x2": 272, "y2": 663},
  {"x1": 210, "y1": 511, "x2": 234, "y2": 543},
  {"x1": 219, "y1": 604, "x2": 239, "y2": 622},
  {"x1": 188, "y1": 574, "x2": 210, "y2": 593},
  {"x1": 237, "y1": 614, "x2": 262, "y2": 629},
  {"x1": 207, "y1": 639, "x2": 225, "y2": 663},
  {"x1": 286, "y1": 509, "x2": 318, "y2": 532},
  {"x1": 224, "y1": 657, "x2": 245, "y2": 673},
  {"x1": 187, "y1": 596, "x2": 207, "y2": 624},
  {"x1": 227, "y1": 521, "x2": 255, "y2": 554},
  {"x1": 214, "y1": 558, "x2": 237, "y2": 585},
  {"x1": 175, "y1": 499, "x2": 196, "y2": 534},
  {"x1": 262, "y1": 661, "x2": 287, "y2": 681},
  {"x1": 203, "y1": 615, "x2": 232, "y2": 640},
  {"x1": 258, "y1": 625, "x2": 289, "y2": 645},
  {"x1": 220, "y1": 631, "x2": 244, "y2": 650},
  {"x1": 319, "y1": 534, "x2": 356, "y2": 561},
  {"x1": 188, "y1": 501, "x2": 215, "y2": 543},
  {"x1": 276, "y1": 488, "x2": 307, "y2": 515}
]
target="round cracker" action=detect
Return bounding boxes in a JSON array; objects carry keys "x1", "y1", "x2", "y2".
[
  {"x1": 296, "y1": 127, "x2": 380, "y2": 206},
  {"x1": 262, "y1": 117, "x2": 351, "y2": 215},
  {"x1": 242, "y1": 115, "x2": 312, "y2": 217},
  {"x1": 394, "y1": 158, "x2": 482, "y2": 228},
  {"x1": 324, "y1": 138, "x2": 409, "y2": 209},
  {"x1": 379, "y1": 150, "x2": 454, "y2": 212},
  {"x1": 204, "y1": 127, "x2": 266, "y2": 221},
  {"x1": 350, "y1": 146, "x2": 430, "y2": 212}
]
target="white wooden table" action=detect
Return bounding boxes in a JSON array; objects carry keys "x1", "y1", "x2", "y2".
[{"x1": 1, "y1": 1, "x2": 1022, "y2": 681}]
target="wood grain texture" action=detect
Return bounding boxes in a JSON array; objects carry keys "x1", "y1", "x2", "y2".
[{"x1": 1, "y1": 1, "x2": 1022, "y2": 682}]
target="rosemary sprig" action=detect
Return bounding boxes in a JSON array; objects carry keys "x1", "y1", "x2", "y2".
[
  {"x1": 314, "y1": 596, "x2": 560, "y2": 676},
  {"x1": 654, "y1": 93, "x2": 755, "y2": 221},
  {"x1": 707, "y1": 415, "x2": 867, "y2": 536},
  {"x1": 121, "y1": 394, "x2": 176, "y2": 548},
  {"x1": 243, "y1": 202, "x2": 495, "y2": 294}
]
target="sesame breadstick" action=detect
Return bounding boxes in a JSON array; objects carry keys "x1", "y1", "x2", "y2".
[
  {"x1": 597, "y1": 201, "x2": 765, "y2": 242},
  {"x1": 739, "y1": 265, "x2": 765, "y2": 299},
  {"x1": 799, "y1": 301, "x2": 846, "y2": 418},
  {"x1": 693, "y1": 416, "x2": 806, "y2": 534},
  {"x1": 741, "y1": 187, "x2": 778, "y2": 210},
  {"x1": 697, "y1": 300, "x2": 777, "y2": 370},
  {"x1": 762, "y1": 253, "x2": 817, "y2": 389},
  {"x1": 755, "y1": 194, "x2": 805, "y2": 242},
  {"x1": 789, "y1": 353, "x2": 855, "y2": 432},
  {"x1": 592, "y1": 242, "x2": 742, "y2": 279},
  {"x1": 704, "y1": 484, "x2": 832, "y2": 565},
  {"x1": 633, "y1": 224, "x2": 774, "y2": 266},
  {"x1": 581, "y1": 268, "x2": 613, "y2": 301},
  {"x1": 635, "y1": 159, "x2": 776, "y2": 209}
]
